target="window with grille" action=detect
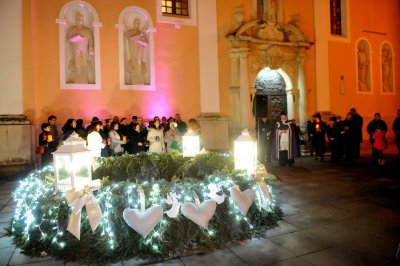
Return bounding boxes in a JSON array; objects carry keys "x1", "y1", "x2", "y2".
[
  {"x1": 162, "y1": 0, "x2": 189, "y2": 17},
  {"x1": 330, "y1": 0, "x2": 342, "y2": 35}
]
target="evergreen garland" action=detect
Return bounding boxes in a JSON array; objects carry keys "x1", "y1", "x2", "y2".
[{"x1": 7, "y1": 152, "x2": 282, "y2": 264}]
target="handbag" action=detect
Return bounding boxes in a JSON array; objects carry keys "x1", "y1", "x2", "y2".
[{"x1": 35, "y1": 146, "x2": 45, "y2": 154}]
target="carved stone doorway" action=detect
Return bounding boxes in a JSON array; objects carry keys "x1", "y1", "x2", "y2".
[{"x1": 252, "y1": 68, "x2": 287, "y2": 123}]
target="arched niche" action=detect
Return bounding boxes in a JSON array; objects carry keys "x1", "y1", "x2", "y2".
[
  {"x1": 380, "y1": 42, "x2": 395, "y2": 95},
  {"x1": 116, "y1": 7, "x2": 156, "y2": 90},
  {"x1": 56, "y1": 0, "x2": 102, "y2": 90},
  {"x1": 355, "y1": 38, "x2": 372, "y2": 94}
]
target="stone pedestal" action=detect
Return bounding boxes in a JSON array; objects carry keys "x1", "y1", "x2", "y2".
[
  {"x1": 197, "y1": 113, "x2": 230, "y2": 151},
  {"x1": 0, "y1": 115, "x2": 31, "y2": 165}
]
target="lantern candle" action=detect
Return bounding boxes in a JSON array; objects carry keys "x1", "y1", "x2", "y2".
[
  {"x1": 48, "y1": 134, "x2": 53, "y2": 142},
  {"x1": 122, "y1": 136, "x2": 127, "y2": 142},
  {"x1": 234, "y1": 128, "x2": 257, "y2": 175}
]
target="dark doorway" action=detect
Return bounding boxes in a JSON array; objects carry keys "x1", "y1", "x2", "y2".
[{"x1": 252, "y1": 68, "x2": 287, "y2": 123}]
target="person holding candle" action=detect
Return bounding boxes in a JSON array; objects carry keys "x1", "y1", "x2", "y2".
[
  {"x1": 164, "y1": 122, "x2": 182, "y2": 154},
  {"x1": 313, "y1": 113, "x2": 327, "y2": 161},
  {"x1": 48, "y1": 115, "x2": 60, "y2": 147},
  {"x1": 38, "y1": 123, "x2": 57, "y2": 167},
  {"x1": 147, "y1": 118, "x2": 165, "y2": 153}
]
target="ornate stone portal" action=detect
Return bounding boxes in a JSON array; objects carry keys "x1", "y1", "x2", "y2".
[{"x1": 226, "y1": 1, "x2": 311, "y2": 136}]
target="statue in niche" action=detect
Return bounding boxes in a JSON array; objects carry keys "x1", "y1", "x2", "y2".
[
  {"x1": 125, "y1": 18, "x2": 149, "y2": 85},
  {"x1": 266, "y1": 0, "x2": 278, "y2": 23},
  {"x1": 67, "y1": 12, "x2": 95, "y2": 84},
  {"x1": 357, "y1": 42, "x2": 370, "y2": 92},
  {"x1": 381, "y1": 45, "x2": 393, "y2": 93},
  {"x1": 257, "y1": 0, "x2": 284, "y2": 41}
]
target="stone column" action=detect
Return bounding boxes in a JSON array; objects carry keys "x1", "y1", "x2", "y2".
[
  {"x1": 297, "y1": 51, "x2": 307, "y2": 127},
  {"x1": 197, "y1": 0, "x2": 229, "y2": 150},
  {"x1": 239, "y1": 49, "x2": 251, "y2": 129},
  {"x1": 0, "y1": 0, "x2": 23, "y2": 114},
  {"x1": 313, "y1": 0, "x2": 331, "y2": 112},
  {"x1": 230, "y1": 51, "x2": 241, "y2": 134},
  {"x1": 286, "y1": 89, "x2": 295, "y2": 120}
]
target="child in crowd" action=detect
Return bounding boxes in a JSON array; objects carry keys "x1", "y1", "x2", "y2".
[{"x1": 372, "y1": 128, "x2": 387, "y2": 165}]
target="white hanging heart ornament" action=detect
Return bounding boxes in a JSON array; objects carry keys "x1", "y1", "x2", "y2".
[
  {"x1": 123, "y1": 206, "x2": 163, "y2": 238},
  {"x1": 230, "y1": 186, "x2": 255, "y2": 215},
  {"x1": 258, "y1": 180, "x2": 273, "y2": 207},
  {"x1": 181, "y1": 199, "x2": 217, "y2": 229}
]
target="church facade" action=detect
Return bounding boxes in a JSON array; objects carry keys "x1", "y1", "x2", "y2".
[{"x1": 0, "y1": 0, "x2": 399, "y2": 152}]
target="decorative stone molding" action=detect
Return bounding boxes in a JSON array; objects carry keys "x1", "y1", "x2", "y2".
[
  {"x1": 57, "y1": 0, "x2": 102, "y2": 90},
  {"x1": 116, "y1": 7, "x2": 156, "y2": 90},
  {"x1": 226, "y1": 4, "x2": 312, "y2": 133}
]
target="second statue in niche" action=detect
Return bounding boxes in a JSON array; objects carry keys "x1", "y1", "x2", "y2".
[{"x1": 124, "y1": 17, "x2": 150, "y2": 85}]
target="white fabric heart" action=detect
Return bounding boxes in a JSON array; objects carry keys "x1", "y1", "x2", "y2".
[
  {"x1": 123, "y1": 205, "x2": 163, "y2": 238},
  {"x1": 230, "y1": 187, "x2": 255, "y2": 215},
  {"x1": 181, "y1": 199, "x2": 217, "y2": 229}
]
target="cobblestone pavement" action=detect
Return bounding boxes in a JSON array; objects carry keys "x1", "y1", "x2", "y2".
[{"x1": 0, "y1": 150, "x2": 399, "y2": 265}]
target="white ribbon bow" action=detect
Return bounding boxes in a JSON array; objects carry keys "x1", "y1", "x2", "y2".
[{"x1": 65, "y1": 180, "x2": 102, "y2": 240}]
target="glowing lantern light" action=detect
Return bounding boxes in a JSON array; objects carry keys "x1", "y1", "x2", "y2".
[
  {"x1": 52, "y1": 133, "x2": 92, "y2": 192},
  {"x1": 182, "y1": 130, "x2": 200, "y2": 157},
  {"x1": 234, "y1": 128, "x2": 257, "y2": 174}
]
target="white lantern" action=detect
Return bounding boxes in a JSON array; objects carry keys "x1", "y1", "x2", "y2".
[
  {"x1": 63, "y1": 132, "x2": 87, "y2": 147},
  {"x1": 52, "y1": 133, "x2": 92, "y2": 192},
  {"x1": 234, "y1": 128, "x2": 257, "y2": 175},
  {"x1": 182, "y1": 130, "x2": 200, "y2": 157}
]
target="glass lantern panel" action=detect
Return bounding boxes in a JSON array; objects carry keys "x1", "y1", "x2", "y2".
[
  {"x1": 182, "y1": 135, "x2": 200, "y2": 157},
  {"x1": 234, "y1": 142, "x2": 257, "y2": 174},
  {"x1": 55, "y1": 156, "x2": 72, "y2": 181}
]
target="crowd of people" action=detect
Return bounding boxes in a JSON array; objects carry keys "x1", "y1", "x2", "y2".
[
  {"x1": 257, "y1": 108, "x2": 400, "y2": 167},
  {"x1": 37, "y1": 114, "x2": 202, "y2": 166},
  {"x1": 37, "y1": 108, "x2": 400, "y2": 168}
]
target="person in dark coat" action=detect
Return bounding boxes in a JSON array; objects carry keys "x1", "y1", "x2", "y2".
[
  {"x1": 350, "y1": 108, "x2": 363, "y2": 159},
  {"x1": 393, "y1": 109, "x2": 400, "y2": 161},
  {"x1": 61, "y1": 118, "x2": 77, "y2": 141},
  {"x1": 272, "y1": 113, "x2": 300, "y2": 166},
  {"x1": 306, "y1": 115, "x2": 316, "y2": 156},
  {"x1": 341, "y1": 112, "x2": 355, "y2": 160},
  {"x1": 326, "y1": 116, "x2": 341, "y2": 163},
  {"x1": 126, "y1": 124, "x2": 146, "y2": 154},
  {"x1": 38, "y1": 123, "x2": 57, "y2": 167},
  {"x1": 75, "y1": 119, "x2": 86, "y2": 139},
  {"x1": 256, "y1": 115, "x2": 274, "y2": 165},
  {"x1": 175, "y1": 114, "x2": 187, "y2": 135},
  {"x1": 312, "y1": 113, "x2": 327, "y2": 161}
]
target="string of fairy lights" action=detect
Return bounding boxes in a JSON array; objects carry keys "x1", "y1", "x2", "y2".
[{"x1": 11, "y1": 165, "x2": 276, "y2": 252}]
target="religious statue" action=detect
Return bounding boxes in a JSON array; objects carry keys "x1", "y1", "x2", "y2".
[
  {"x1": 357, "y1": 42, "x2": 370, "y2": 91},
  {"x1": 266, "y1": 0, "x2": 278, "y2": 23},
  {"x1": 381, "y1": 45, "x2": 393, "y2": 93},
  {"x1": 125, "y1": 18, "x2": 149, "y2": 85},
  {"x1": 67, "y1": 12, "x2": 94, "y2": 84}
]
